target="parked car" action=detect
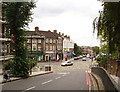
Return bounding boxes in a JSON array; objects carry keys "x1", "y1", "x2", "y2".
[
  {"x1": 82, "y1": 57, "x2": 86, "y2": 61},
  {"x1": 61, "y1": 60, "x2": 73, "y2": 66},
  {"x1": 79, "y1": 55, "x2": 83, "y2": 58},
  {"x1": 74, "y1": 57, "x2": 79, "y2": 60},
  {"x1": 83, "y1": 55, "x2": 86, "y2": 57}
]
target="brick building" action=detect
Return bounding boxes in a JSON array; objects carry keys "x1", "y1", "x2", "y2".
[
  {"x1": 0, "y1": 3, "x2": 12, "y2": 63},
  {"x1": 80, "y1": 46, "x2": 94, "y2": 56},
  {"x1": 26, "y1": 27, "x2": 63, "y2": 62}
]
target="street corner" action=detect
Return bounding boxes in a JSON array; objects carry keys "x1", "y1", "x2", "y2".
[{"x1": 29, "y1": 71, "x2": 54, "y2": 78}]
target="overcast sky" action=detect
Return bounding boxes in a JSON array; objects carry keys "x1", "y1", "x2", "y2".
[{"x1": 28, "y1": 0, "x2": 103, "y2": 47}]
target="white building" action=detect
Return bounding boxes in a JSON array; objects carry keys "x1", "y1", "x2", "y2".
[{"x1": 63, "y1": 35, "x2": 74, "y2": 58}]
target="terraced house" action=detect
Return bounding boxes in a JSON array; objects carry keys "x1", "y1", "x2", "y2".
[{"x1": 26, "y1": 27, "x2": 63, "y2": 62}]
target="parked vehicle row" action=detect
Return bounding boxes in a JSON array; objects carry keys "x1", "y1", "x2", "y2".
[{"x1": 74, "y1": 55, "x2": 87, "y2": 61}]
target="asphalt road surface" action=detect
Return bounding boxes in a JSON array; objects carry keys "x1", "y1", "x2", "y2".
[{"x1": 2, "y1": 58, "x2": 92, "y2": 91}]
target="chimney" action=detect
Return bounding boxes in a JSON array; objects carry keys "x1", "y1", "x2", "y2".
[
  {"x1": 68, "y1": 36, "x2": 70, "y2": 39},
  {"x1": 53, "y1": 30, "x2": 57, "y2": 33},
  {"x1": 62, "y1": 33, "x2": 64, "y2": 36},
  {"x1": 64, "y1": 35, "x2": 67, "y2": 37},
  {"x1": 59, "y1": 32, "x2": 61, "y2": 35},
  {"x1": 35, "y1": 27, "x2": 39, "y2": 32}
]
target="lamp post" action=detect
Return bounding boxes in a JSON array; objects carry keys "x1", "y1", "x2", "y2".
[
  {"x1": 31, "y1": 35, "x2": 32, "y2": 59},
  {"x1": 49, "y1": 55, "x2": 51, "y2": 66}
]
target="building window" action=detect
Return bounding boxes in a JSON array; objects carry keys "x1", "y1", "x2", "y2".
[
  {"x1": 50, "y1": 45, "x2": 52, "y2": 50},
  {"x1": 38, "y1": 39, "x2": 41, "y2": 43},
  {"x1": 50, "y1": 39, "x2": 52, "y2": 43},
  {"x1": 32, "y1": 39, "x2": 37, "y2": 44},
  {"x1": 38, "y1": 47, "x2": 41, "y2": 51},
  {"x1": 53, "y1": 46, "x2": 56, "y2": 50},
  {"x1": 46, "y1": 45, "x2": 49, "y2": 50},
  {"x1": 33, "y1": 46, "x2": 36, "y2": 51},
  {"x1": 38, "y1": 45, "x2": 42, "y2": 51},
  {"x1": 27, "y1": 39, "x2": 31, "y2": 43},
  {"x1": 27, "y1": 45, "x2": 31, "y2": 51},
  {"x1": 53, "y1": 39, "x2": 55, "y2": 43},
  {"x1": 46, "y1": 39, "x2": 49, "y2": 43}
]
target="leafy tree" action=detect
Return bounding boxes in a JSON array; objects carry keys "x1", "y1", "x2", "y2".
[
  {"x1": 92, "y1": 46, "x2": 99, "y2": 55},
  {"x1": 93, "y1": 2, "x2": 120, "y2": 59},
  {"x1": 3, "y1": 2, "x2": 36, "y2": 77},
  {"x1": 74, "y1": 43, "x2": 82, "y2": 56}
]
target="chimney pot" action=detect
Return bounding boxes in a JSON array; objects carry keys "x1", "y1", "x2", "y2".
[
  {"x1": 35, "y1": 27, "x2": 39, "y2": 32},
  {"x1": 59, "y1": 32, "x2": 61, "y2": 35},
  {"x1": 53, "y1": 30, "x2": 57, "y2": 33}
]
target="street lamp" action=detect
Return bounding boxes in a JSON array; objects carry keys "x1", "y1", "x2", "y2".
[
  {"x1": 49, "y1": 55, "x2": 51, "y2": 66},
  {"x1": 31, "y1": 35, "x2": 32, "y2": 59}
]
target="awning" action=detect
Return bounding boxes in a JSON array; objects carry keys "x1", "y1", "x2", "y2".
[{"x1": 27, "y1": 52, "x2": 43, "y2": 56}]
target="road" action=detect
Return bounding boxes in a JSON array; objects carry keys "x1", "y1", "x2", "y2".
[{"x1": 2, "y1": 58, "x2": 93, "y2": 91}]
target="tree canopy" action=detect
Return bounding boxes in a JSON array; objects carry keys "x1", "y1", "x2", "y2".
[
  {"x1": 74, "y1": 43, "x2": 82, "y2": 56},
  {"x1": 92, "y1": 46, "x2": 99, "y2": 55},
  {"x1": 93, "y1": 2, "x2": 120, "y2": 58},
  {"x1": 3, "y1": 2, "x2": 36, "y2": 77}
]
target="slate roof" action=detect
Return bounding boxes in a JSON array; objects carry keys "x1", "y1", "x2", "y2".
[{"x1": 26, "y1": 30, "x2": 62, "y2": 39}]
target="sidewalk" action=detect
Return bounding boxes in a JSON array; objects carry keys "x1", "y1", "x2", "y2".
[
  {"x1": 92, "y1": 60, "x2": 120, "y2": 91},
  {"x1": 110, "y1": 75, "x2": 120, "y2": 91},
  {"x1": 0, "y1": 66, "x2": 53, "y2": 84}
]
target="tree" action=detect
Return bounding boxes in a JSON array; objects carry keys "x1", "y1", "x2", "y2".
[
  {"x1": 74, "y1": 43, "x2": 82, "y2": 56},
  {"x1": 3, "y1": 2, "x2": 36, "y2": 77},
  {"x1": 93, "y1": 2, "x2": 120, "y2": 59},
  {"x1": 92, "y1": 46, "x2": 99, "y2": 55}
]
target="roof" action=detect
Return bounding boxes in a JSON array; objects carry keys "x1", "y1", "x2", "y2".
[
  {"x1": 26, "y1": 31, "x2": 43, "y2": 36},
  {"x1": 26, "y1": 30, "x2": 62, "y2": 39},
  {"x1": 39, "y1": 31, "x2": 57, "y2": 39}
]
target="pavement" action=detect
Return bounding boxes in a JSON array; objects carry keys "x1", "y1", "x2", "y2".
[
  {"x1": 91, "y1": 60, "x2": 120, "y2": 92},
  {"x1": 0, "y1": 65, "x2": 53, "y2": 84},
  {"x1": 1, "y1": 58, "x2": 119, "y2": 91},
  {"x1": 0, "y1": 58, "x2": 74, "y2": 84}
]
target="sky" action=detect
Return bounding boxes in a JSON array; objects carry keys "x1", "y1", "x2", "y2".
[{"x1": 28, "y1": 0, "x2": 103, "y2": 47}]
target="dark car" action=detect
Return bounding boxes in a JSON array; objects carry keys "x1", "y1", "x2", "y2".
[{"x1": 74, "y1": 57, "x2": 80, "y2": 60}]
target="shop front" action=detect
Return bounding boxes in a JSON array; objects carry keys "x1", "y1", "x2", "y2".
[{"x1": 27, "y1": 51, "x2": 44, "y2": 61}]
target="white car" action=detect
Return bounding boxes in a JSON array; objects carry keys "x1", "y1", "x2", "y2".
[
  {"x1": 82, "y1": 57, "x2": 86, "y2": 61},
  {"x1": 61, "y1": 60, "x2": 73, "y2": 66}
]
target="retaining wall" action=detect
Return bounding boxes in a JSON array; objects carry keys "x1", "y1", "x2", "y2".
[{"x1": 91, "y1": 67, "x2": 119, "y2": 92}]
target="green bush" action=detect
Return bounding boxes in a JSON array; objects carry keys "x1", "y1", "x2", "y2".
[
  {"x1": 27, "y1": 59, "x2": 38, "y2": 70},
  {"x1": 8, "y1": 59, "x2": 37, "y2": 77},
  {"x1": 96, "y1": 55, "x2": 108, "y2": 64}
]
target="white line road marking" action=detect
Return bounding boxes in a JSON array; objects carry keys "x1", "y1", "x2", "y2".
[
  {"x1": 22, "y1": 86, "x2": 35, "y2": 92},
  {"x1": 26, "y1": 86, "x2": 35, "y2": 90},
  {"x1": 55, "y1": 77, "x2": 61, "y2": 79},
  {"x1": 62, "y1": 74, "x2": 65, "y2": 77},
  {"x1": 41, "y1": 80, "x2": 53, "y2": 85},
  {"x1": 57, "y1": 72, "x2": 70, "y2": 75}
]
